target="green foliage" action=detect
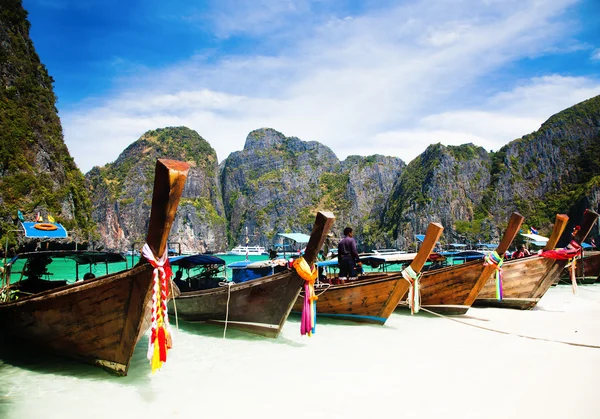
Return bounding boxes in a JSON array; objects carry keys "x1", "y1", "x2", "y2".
[
  {"x1": 0, "y1": 1, "x2": 96, "y2": 243},
  {"x1": 318, "y1": 172, "x2": 351, "y2": 212},
  {"x1": 447, "y1": 144, "x2": 482, "y2": 161}
]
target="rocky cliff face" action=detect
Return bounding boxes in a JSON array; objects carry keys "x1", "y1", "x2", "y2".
[
  {"x1": 0, "y1": 0, "x2": 94, "y2": 247},
  {"x1": 340, "y1": 155, "x2": 404, "y2": 246},
  {"x1": 487, "y1": 96, "x2": 600, "y2": 238},
  {"x1": 382, "y1": 96, "x2": 600, "y2": 248},
  {"x1": 382, "y1": 144, "x2": 491, "y2": 248},
  {"x1": 86, "y1": 127, "x2": 227, "y2": 253},
  {"x1": 219, "y1": 128, "x2": 404, "y2": 248}
]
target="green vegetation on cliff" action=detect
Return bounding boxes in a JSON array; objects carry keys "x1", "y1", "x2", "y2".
[{"x1": 0, "y1": 0, "x2": 95, "y2": 246}]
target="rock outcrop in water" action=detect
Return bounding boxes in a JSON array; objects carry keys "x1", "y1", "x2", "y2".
[
  {"x1": 86, "y1": 127, "x2": 227, "y2": 253},
  {"x1": 0, "y1": 0, "x2": 94, "y2": 248}
]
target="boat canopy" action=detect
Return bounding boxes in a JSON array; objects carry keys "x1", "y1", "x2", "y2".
[
  {"x1": 20, "y1": 222, "x2": 68, "y2": 239},
  {"x1": 277, "y1": 233, "x2": 310, "y2": 243},
  {"x1": 415, "y1": 234, "x2": 425, "y2": 242},
  {"x1": 520, "y1": 233, "x2": 549, "y2": 243},
  {"x1": 582, "y1": 242, "x2": 593, "y2": 249},
  {"x1": 169, "y1": 254, "x2": 226, "y2": 267},
  {"x1": 7, "y1": 250, "x2": 125, "y2": 265},
  {"x1": 476, "y1": 243, "x2": 497, "y2": 249}
]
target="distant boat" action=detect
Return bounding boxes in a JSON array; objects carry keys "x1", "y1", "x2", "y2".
[
  {"x1": 371, "y1": 248, "x2": 407, "y2": 256},
  {"x1": 227, "y1": 245, "x2": 267, "y2": 256}
]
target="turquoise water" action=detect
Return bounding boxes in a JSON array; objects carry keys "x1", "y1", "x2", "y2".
[{"x1": 3, "y1": 252, "x2": 468, "y2": 286}]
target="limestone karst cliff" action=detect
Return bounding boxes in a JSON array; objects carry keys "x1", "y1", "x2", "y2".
[
  {"x1": 219, "y1": 128, "x2": 404, "y2": 248},
  {"x1": 382, "y1": 95, "x2": 600, "y2": 248},
  {"x1": 0, "y1": 0, "x2": 94, "y2": 248},
  {"x1": 86, "y1": 127, "x2": 227, "y2": 253}
]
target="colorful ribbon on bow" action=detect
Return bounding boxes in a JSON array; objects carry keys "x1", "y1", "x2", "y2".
[
  {"x1": 541, "y1": 240, "x2": 582, "y2": 294},
  {"x1": 293, "y1": 257, "x2": 318, "y2": 336},
  {"x1": 484, "y1": 251, "x2": 504, "y2": 301},
  {"x1": 142, "y1": 243, "x2": 174, "y2": 374},
  {"x1": 401, "y1": 265, "x2": 421, "y2": 315}
]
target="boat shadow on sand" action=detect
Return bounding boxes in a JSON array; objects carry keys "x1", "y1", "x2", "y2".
[
  {"x1": 0, "y1": 338, "x2": 153, "y2": 384},
  {"x1": 173, "y1": 318, "x2": 306, "y2": 347}
]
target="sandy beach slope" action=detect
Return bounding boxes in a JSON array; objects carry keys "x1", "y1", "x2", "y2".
[{"x1": 1, "y1": 284, "x2": 599, "y2": 419}]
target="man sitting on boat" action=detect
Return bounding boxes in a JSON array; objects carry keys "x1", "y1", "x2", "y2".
[
  {"x1": 512, "y1": 244, "x2": 531, "y2": 259},
  {"x1": 337, "y1": 227, "x2": 362, "y2": 279},
  {"x1": 173, "y1": 269, "x2": 190, "y2": 292}
]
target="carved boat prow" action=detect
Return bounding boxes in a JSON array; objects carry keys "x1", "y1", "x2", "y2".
[{"x1": 0, "y1": 159, "x2": 189, "y2": 375}]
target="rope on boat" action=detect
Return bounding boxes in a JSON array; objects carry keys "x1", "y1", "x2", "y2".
[
  {"x1": 303, "y1": 282, "x2": 331, "y2": 297},
  {"x1": 558, "y1": 279, "x2": 600, "y2": 293},
  {"x1": 401, "y1": 265, "x2": 421, "y2": 314},
  {"x1": 169, "y1": 278, "x2": 179, "y2": 331},
  {"x1": 414, "y1": 305, "x2": 600, "y2": 350},
  {"x1": 219, "y1": 281, "x2": 234, "y2": 339}
]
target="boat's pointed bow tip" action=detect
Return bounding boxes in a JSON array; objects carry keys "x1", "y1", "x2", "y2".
[
  {"x1": 157, "y1": 158, "x2": 191, "y2": 173},
  {"x1": 317, "y1": 211, "x2": 336, "y2": 219}
]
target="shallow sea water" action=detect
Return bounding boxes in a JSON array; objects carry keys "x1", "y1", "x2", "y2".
[{"x1": 1, "y1": 281, "x2": 600, "y2": 419}]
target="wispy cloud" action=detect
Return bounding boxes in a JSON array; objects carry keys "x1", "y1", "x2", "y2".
[
  {"x1": 60, "y1": 0, "x2": 600, "y2": 172},
  {"x1": 592, "y1": 48, "x2": 600, "y2": 61}
]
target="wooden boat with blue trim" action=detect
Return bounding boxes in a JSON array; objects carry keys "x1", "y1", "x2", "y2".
[
  {"x1": 292, "y1": 222, "x2": 444, "y2": 324},
  {"x1": 398, "y1": 212, "x2": 525, "y2": 315},
  {"x1": 0, "y1": 159, "x2": 189, "y2": 375},
  {"x1": 167, "y1": 211, "x2": 335, "y2": 338},
  {"x1": 474, "y1": 210, "x2": 599, "y2": 309}
]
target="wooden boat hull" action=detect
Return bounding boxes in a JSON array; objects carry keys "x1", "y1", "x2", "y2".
[
  {"x1": 474, "y1": 256, "x2": 565, "y2": 310},
  {"x1": 168, "y1": 270, "x2": 304, "y2": 338},
  {"x1": 0, "y1": 264, "x2": 153, "y2": 375},
  {"x1": 559, "y1": 251, "x2": 600, "y2": 283},
  {"x1": 292, "y1": 273, "x2": 410, "y2": 325},
  {"x1": 397, "y1": 260, "x2": 486, "y2": 315}
]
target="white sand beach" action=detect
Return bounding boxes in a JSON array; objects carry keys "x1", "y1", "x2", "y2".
[{"x1": 1, "y1": 283, "x2": 599, "y2": 419}]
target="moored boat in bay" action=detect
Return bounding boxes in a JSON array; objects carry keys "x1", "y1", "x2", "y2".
[
  {"x1": 0, "y1": 159, "x2": 189, "y2": 375},
  {"x1": 292, "y1": 222, "x2": 443, "y2": 324},
  {"x1": 475, "y1": 210, "x2": 599, "y2": 309},
  {"x1": 398, "y1": 212, "x2": 524, "y2": 315},
  {"x1": 167, "y1": 211, "x2": 335, "y2": 338}
]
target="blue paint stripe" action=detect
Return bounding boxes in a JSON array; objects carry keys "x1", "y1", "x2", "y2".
[{"x1": 291, "y1": 311, "x2": 386, "y2": 324}]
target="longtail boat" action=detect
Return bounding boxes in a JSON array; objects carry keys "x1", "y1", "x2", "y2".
[
  {"x1": 292, "y1": 222, "x2": 444, "y2": 324},
  {"x1": 475, "y1": 210, "x2": 599, "y2": 309},
  {"x1": 558, "y1": 250, "x2": 600, "y2": 284},
  {"x1": 399, "y1": 212, "x2": 525, "y2": 315},
  {"x1": 167, "y1": 211, "x2": 335, "y2": 338},
  {"x1": 0, "y1": 159, "x2": 189, "y2": 375}
]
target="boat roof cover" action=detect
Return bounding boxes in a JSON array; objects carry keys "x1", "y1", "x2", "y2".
[
  {"x1": 520, "y1": 233, "x2": 549, "y2": 242},
  {"x1": 415, "y1": 234, "x2": 425, "y2": 242},
  {"x1": 8, "y1": 250, "x2": 126, "y2": 265},
  {"x1": 169, "y1": 254, "x2": 226, "y2": 267},
  {"x1": 277, "y1": 233, "x2": 311, "y2": 243},
  {"x1": 476, "y1": 243, "x2": 498, "y2": 249},
  {"x1": 21, "y1": 222, "x2": 68, "y2": 239}
]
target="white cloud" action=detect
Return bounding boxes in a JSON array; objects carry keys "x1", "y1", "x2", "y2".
[
  {"x1": 592, "y1": 49, "x2": 600, "y2": 61},
  {"x1": 60, "y1": 0, "x2": 600, "y2": 172}
]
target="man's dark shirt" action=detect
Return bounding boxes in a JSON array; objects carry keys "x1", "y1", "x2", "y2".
[{"x1": 338, "y1": 236, "x2": 359, "y2": 261}]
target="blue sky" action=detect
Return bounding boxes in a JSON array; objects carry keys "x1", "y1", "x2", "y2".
[{"x1": 23, "y1": 0, "x2": 600, "y2": 172}]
